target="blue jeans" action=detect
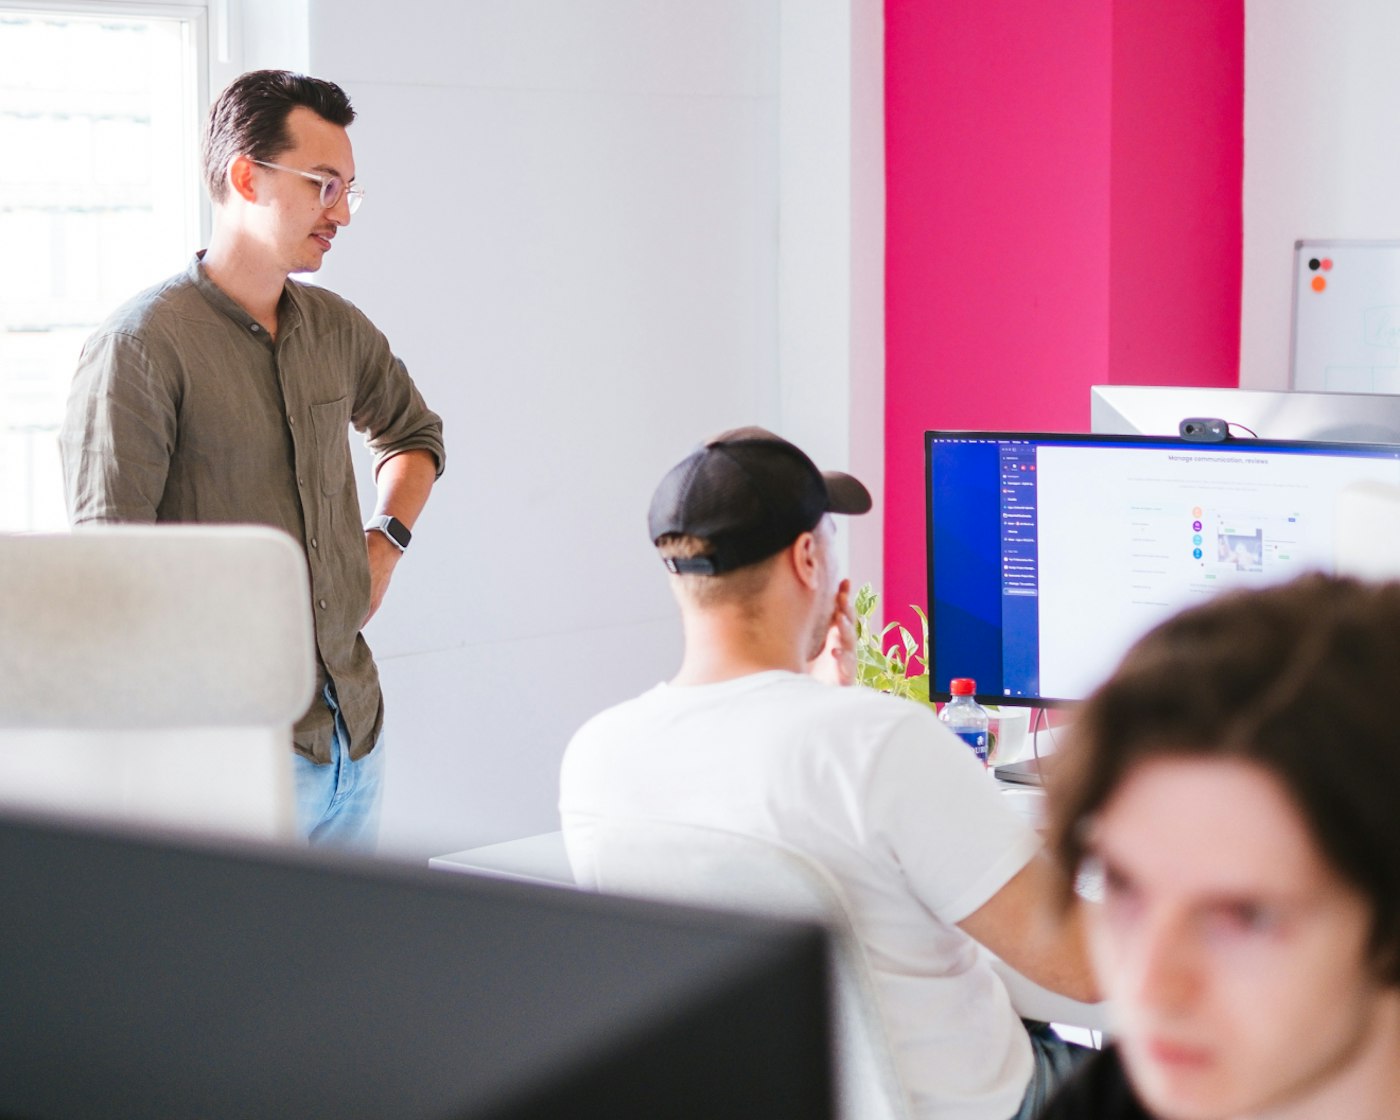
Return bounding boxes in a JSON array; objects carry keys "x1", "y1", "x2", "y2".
[
  {"x1": 292, "y1": 684, "x2": 385, "y2": 851},
  {"x1": 1012, "y1": 1020, "x2": 1095, "y2": 1120}
]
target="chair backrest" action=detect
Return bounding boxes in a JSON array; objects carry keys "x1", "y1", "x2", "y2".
[
  {"x1": 586, "y1": 819, "x2": 914, "y2": 1120},
  {"x1": 0, "y1": 526, "x2": 315, "y2": 840}
]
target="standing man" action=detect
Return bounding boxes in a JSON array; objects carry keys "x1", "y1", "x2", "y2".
[
  {"x1": 560, "y1": 427, "x2": 1098, "y2": 1120},
  {"x1": 60, "y1": 71, "x2": 445, "y2": 850}
]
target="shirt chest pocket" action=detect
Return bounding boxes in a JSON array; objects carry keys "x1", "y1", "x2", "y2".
[{"x1": 310, "y1": 397, "x2": 353, "y2": 497}]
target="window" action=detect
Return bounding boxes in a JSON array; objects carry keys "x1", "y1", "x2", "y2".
[{"x1": 0, "y1": 6, "x2": 203, "y2": 530}]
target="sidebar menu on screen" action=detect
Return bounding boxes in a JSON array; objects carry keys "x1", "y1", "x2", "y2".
[{"x1": 998, "y1": 442, "x2": 1041, "y2": 698}]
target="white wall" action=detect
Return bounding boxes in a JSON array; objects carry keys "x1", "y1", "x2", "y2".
[
  {"x1": 297, "y1": 1, "x2": 883, "y2": 860},
  {"x1": 1242, "y1": 0, "x2": 1400, "y2": 388},
  {"x1": 778, "y1": 0, "x2": 885, "y2": 591}
]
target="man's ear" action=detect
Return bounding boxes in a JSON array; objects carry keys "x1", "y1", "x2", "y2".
[
  {"x1": 227, "y1": 154, "x2": 258, "y2": 204},
  {"x1": 790, "y1": 531, "x2": 821, "y2": 591}
]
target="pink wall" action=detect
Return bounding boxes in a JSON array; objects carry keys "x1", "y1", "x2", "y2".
[
  {"x1": 1110, "y1": 5, "x2": 1244, "y2": 384},
  {"x1": 883, "y1": 0, "x2": 1243, "y2": 629}
]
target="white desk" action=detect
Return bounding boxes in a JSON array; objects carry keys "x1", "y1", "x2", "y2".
[{"x1": 429, "y1": 831, "x2": 573, "y2": 887}]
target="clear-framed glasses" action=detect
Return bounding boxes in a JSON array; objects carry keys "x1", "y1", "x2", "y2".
[{"x1": 250, "y1": 159, "x2": 364, "y2": 214}]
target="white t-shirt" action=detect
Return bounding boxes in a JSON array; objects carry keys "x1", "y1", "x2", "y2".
[{"x1": 559, "y1": 670, "x2": 1043, "y2": 1120}]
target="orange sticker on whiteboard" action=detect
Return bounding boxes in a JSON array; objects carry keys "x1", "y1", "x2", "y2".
[{"x1": 1312, "y1": 276, "x2": 1327, "y2": 292}]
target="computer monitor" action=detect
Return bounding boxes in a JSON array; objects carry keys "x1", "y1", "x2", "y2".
[
  {"x1": 1090, "y1": 383, "x2": 1400, "y2": 444},
  {"x1": 0, "y1": 810, "x2": 833, "y2": 1120},
  {"x1": 925, "y1": 430, "x2": 1400, "y2": 708}
]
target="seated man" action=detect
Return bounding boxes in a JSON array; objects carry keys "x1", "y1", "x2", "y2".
[
  {"x1": 1040, "y1": 573, "x2": 1400, "y2": 1120},
  {"x1": 560, "y1": 427, "x2": 1099, "y2": 1120}
]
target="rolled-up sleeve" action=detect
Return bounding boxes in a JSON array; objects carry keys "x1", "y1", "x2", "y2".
[
  {"x1": 347, "y1": 312, "x2": 445, "y2": 480},
  {"x1": 59, "y1": 330, "x2": 178, "y2": 526}
]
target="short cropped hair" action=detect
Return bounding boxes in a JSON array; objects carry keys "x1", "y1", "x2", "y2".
[
  {"x1": 656, "y1": 533, "x2": 780, "y2": 610},
  {"x1": 1048, "y1": 572, "x2": 1400, "y2": 984},
  {"x1": 202, "y1": 70, "x2": 355, "y2": 203}
]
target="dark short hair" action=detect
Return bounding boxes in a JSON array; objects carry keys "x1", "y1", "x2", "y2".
[
  {"x1": 1048, "y1": 572, "x2": 1400, "y2": 984},
  {"x1": 202, "y1": 70, "x2": 355, "y2": 203}
]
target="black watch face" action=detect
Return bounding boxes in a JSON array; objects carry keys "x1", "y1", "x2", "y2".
[{"x1": 386, "y1": 518, "x2": 411, "y2": 548}]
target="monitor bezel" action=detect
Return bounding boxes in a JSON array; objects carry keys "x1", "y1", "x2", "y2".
[{"x1": 923, "y1": 428, "x2": 1400, "y2": 709}]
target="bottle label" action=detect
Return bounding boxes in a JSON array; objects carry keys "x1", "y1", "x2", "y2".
[{"x1": 954, "y1": 729, "x2": 988, "y2": 765}]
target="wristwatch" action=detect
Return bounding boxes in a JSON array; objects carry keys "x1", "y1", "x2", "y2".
[{"x1": 364, "y1": 514, "x2": 411, "y2": 552}]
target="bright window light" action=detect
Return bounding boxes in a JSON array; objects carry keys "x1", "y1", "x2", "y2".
[{"x1": 0, "y1": 8, "x2": 202, "y2": 531}]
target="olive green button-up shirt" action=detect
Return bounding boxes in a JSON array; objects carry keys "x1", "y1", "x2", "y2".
[{"x1": 59, "y1": 254, "x2": 446, "y2": 763}]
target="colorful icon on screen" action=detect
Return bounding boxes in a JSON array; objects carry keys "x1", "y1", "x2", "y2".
[{"x1": 1193, "y1": 547, "x2": 1203, "y2": 559}]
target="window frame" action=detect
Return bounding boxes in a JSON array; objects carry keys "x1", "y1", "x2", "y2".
[{"x1": 0, "y1": 0, "x2": 267, "y2": 244}]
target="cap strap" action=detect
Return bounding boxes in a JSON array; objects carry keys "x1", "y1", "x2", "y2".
[{"x1": 662, "y1": 555, "x2": 718, "y2": 575}]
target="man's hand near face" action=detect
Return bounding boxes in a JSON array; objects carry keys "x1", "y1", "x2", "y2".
[{"x1": 808, "y1": 577, "x2": 857, "y2": 687}]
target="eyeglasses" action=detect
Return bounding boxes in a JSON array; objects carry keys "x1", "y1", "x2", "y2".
[{"x1": 250, "y1": 159, "x2": 364, "y2": 214}]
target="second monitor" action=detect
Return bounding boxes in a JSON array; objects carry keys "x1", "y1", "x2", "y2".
[{"x1": 1090, "y1": 383, "x2": 1400, "y2": 444}]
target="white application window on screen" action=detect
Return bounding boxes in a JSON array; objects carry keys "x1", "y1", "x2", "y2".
[
  {"x1": 1034, "y1": 444, "x2": 1400, "y2": 701},
  {"x1": 0, "y1": 8, "x2": 202, "y2": 530}
]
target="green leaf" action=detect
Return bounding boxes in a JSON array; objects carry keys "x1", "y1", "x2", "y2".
[{"x1": 899, "y1": 624, "x2": 917, "y2": 659}]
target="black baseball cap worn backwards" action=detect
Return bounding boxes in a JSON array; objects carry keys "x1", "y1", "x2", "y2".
[{"x1": 648, "y1": 426, "x2": 873, "y2": 575}]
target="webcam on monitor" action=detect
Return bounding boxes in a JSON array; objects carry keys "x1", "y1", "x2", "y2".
[{"x1": 1178, "y1": 416, "x2": 1229, "y2": 442}]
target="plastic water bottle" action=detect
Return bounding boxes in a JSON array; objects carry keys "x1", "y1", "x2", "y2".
[{"x1": 940, "y1": 678, "x2": 991, "y2": 765}]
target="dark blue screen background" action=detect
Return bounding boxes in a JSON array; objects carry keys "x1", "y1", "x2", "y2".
[{"x1": 926, "y1": 437, "x2": 1004, "y2": 697}]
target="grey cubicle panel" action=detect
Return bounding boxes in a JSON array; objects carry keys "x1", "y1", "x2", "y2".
[
  {"x1": 0, "y1": 526, "x2": 314, "y2": 839},
  {"x1": 0, "y1": 809, "x2": 835, "y2": 1120}
]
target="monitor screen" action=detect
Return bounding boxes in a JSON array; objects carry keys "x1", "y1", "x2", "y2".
[
  {"x1": 0, "y1": 810, "x2": 833, "y2": 1120},
  {"x1": 925, "y1": 431, "x2": 1400, "y2": 707}
]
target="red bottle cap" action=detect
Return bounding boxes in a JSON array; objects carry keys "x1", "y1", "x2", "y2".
[{"x1": 949, "y1": 678, "x2": 975, "y2": 695}]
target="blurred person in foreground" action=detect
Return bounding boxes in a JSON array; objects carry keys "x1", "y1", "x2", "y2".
[{"x1": 1041, "y1": 572, "x2": 1400, "y2": 1120}]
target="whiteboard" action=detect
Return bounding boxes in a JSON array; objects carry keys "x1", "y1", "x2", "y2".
[{"x1": 1290, "y1": 239, "x2": 1400, "y2": 393}]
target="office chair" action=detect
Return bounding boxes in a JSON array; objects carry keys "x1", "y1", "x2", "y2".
[
  {"x1": 585, "y1": 819, "x2": 914, "y2": 1120},
  {"x1": 0, "y1": 525, "x2": 315, "y2": 840}
]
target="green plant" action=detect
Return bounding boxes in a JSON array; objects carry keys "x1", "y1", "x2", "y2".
[
  {"x1": 853, "y1": 582, "x2": 1009, "y2": 757},
  {"x1": 853, "y1": 582, "x2": 929, "y2": 703}
]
